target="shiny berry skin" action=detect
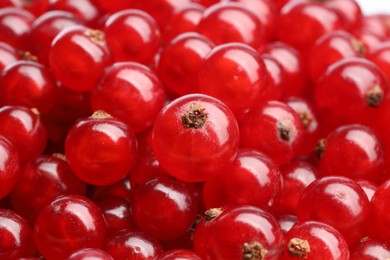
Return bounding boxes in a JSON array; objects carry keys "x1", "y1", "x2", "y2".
[
  {"x1": 308, "y1": 30, "x2": 365, "y2": 81},
  {"x1": 199, "y1": 43, "x2": 268, "y2": 119},
  {"x1": 356, "y1": 179, "x2": 377, "y2": 201},
  {"x1": 277, "y1": 0, "x2": 343, "y2": 50},
  {"x1": 263, "y1": 42, "x2": 308, "y2": 97},
  {"x1": 91, "y1": 176, "x2": 131, "y2": 202},
  {"x1": 0, "y1": 8, "x2": 34, "y2": 49},
  {"x1": 317, "y1": 124, "x2": 385, "y2": 182},
  {"x1": 325, "y1": 0, "x2": 362, "y2": 32},
  {"x1": 34, "y1": 194, "x2": 106, "y2": 260},
  {"x1": 104, "y1": 9, "x2": 161, "y2": 64},
  {"x1": 156, "y1": 249, "x2": 201, "y2": 260},
  {"x1": 0, "y1": 61, "x2": 57, "y2": 114},
  {"x1": 152, "y1": 94, "x2": 240, "y2": 182},
  {"x1": 163, "y1": 3, "x2": 205, "y2": 42},
  {"x1": 354, "y1": 29, "x2": 384, "y2": 53},
  {"x1": 197, "y1": 3, "x2": 265, "y2": 49},
  {"x1": 98, "y1": 198, "x2": 136, "y2": 237},
  {"x1": 0, "y1": 135, "x2": 19, "y2": 200},
  {"x1": 65, "y1": 248, "x2": 114, "y2": 260},
  {"x1": 0, "y1": 106, "x2": 47, "y2": 163},
  {"x1": 203, "y1": 149, "x2": 283, "y2": 212},
  {"x1": 350, "y1": 238, "x2": 390, "y2": 260},
  {"x1": 261, "y1": 54, "x2": 286, "y2": 101},
  {"x1": 50, "y1": 0, "x2": 100, "y2": 26},
  {"x1": 0, "y1": 42, "x2": 19, "y2": 72},
  {"x1": 277, "y1": 214, "x2": 297, "y2": 234},
  {"x1": 368, "y1": 42, "x2": 390, "y2": 83},
  {"x1": 0, "y1": 209, "x2": 36, "y2": 259},
  {"x1": 0, "y1": 0, "x2": 49, "y2": 17},
  {"x1": 280, "y1": 161, "x2": 319, "y2": 215},
  {"x1": 94, "y1": 0, "x2": 134, "y2": 14},
  {"x1": 157, "y1": 32, "x2": 214, "y2": 97},
  {"x1": 315, "y1": 57, "x2": 389, "y2": 129},
  {"x1": 131, "y1": 177, "x2": 197, "y2": 241},
  {"x1": 282, "y1": 221, "x2": 349, "y2": 259},
  {"x1": 297, "y1": 176, "x2": 370, "y2": 245},
  {"x1": 240, "y1": 100, "x2": 304, "y2": 165},
  {"x1": 370, "y1": 179, "x2": 390, "y2": 245},
  {"x1": 10, "y1": 154, "x2": 87, "y2": 224},
  {"x1": 49, "y1": 25, "x2": 111, "y2": 92},
  {"x1": 91, "y1": 62, "x2": 165, "y2": 133},
  {"x1": 103, "y1": 230, "x2": 163, "y2": 260},
  {"x1": 30, "y1": 10, "x2": 82, "y2": 65},
  {"x1": 65, "y1": 111, "x2": 137, "y2": 185},
  {"x1": 202, "y1": 206, "x2": 284, "y2": 260}
]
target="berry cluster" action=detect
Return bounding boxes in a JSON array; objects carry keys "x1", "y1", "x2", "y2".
[{"x1": 1, "y1": 0, "x2": 390, "y2": 259}]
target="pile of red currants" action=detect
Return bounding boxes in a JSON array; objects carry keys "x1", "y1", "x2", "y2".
[{"x1": 1, "y1": 0, "x2": 390, "y2": 259}]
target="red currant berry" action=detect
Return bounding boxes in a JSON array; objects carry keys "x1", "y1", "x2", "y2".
[
  {"x1": 0, "y1": 0, "x2": 49, "y2": 17},
  {"x1": 50, "y1": 0, "x2": 100, "y2": 27},
  {"x1": 0, "y1": 61, "x2": 57, "y2": 114},
  {"x1": 157, "y1": 32, "x2": 214, "y2": 97},
  {"x1": 104, "y1": 9, "x2": 161, "y2": 64},
  {"x1": 280, "y1": 161, "x2": 319, "y2": 215},
  {"x1": 370, "y1": 179, "x2": 390, "y2": 245},
  {"x1": 30, "y1": 10, "x2": 82, "y2": 65},
  {"x1": 94, "y1": 0, "x2": 134, "y2": 14},
  {"x1": 277, "y1": 0, "x2": 343, "y2": 50},
  {"x1": 10, "y1": 154, "x2": 86, "y2": 224},
  {"x1": 0, "y1": 209, "x2": 36, "y2": 259},
  {"x1": 0, "y1": 42, "x2": 19, "y2": 72},
  {"x1": 91, "y1": 176, "x2": 131, "y2": 202},
  {"x1": 49, "y1": 25, "x2": 111, "y2": 92},
  {"x1": 282, "y1": 221, "x2": 350, "y2": 259},
  {"x1": 325, "y1": 0, "x2": 362, "y2": 32},
  {"x1": 203, "y1": 148, "x2": 283, "y2": 212},
  {"x1": 199, "y1": 42, "x2": 268, "y2": 119},
  {"x1": 103, "y1": 230, "x2": 163, "y2": 260},
  {"x1": 356, "y1": 179, "x2": 377, "y2": 201},
  {"x1": 354, "y1": 29, "x2": 384, "y2": 53},
  {"x1": 240, "y1": 100, "x2": 304, "y2": 165},
  {"x1": 315, "y1": 57, "x2": 389, "y2": 129},
  {"x1": 0, "y1": 106, "x2": 47, "y2": 163},
  {"x1": 152, "y1": 94, "x2": 240, "y2": 182},
  {"x1": 197, "y1": 3, "x2": 265, "y2": 49},
  {"x1": 131, "y1": 177, "x2": 197, "y2": 241},
  {"x1": 362, "y1": 15, "x2": 389, "y2": 39},
  {"x1": 0, "y1": 7, "x2": 34, "y2": 49},
  {"x1": 277, "y1": 214, "x2": 297, "y2": 234},
  {"x1": 34, "y1": 194, "x2": 106, "y2": 260},
  {"x1": 65, "y1": 248, "x2": 113, "y2": 260},
  {"x1": 368, "y1": 42, "x2": 390, "y2": 83},
  {"x1": 91, "y1": 62, "x2": 165, "y2": 133},
  {"x1": 65, "y1": 111, "x2": 137, "y2": 185},
  {"x1": 350, "y1": 238, "x2": 390, "y2": 260},
  {"x1": 0, "y1": 135, "x2": 19, "y2": 201},
  {"x1": 297, "y1": 176, "x2": 370, "y2": 245},
  {"x1": 260, "y1": 54, "x2": 286, "y2": 101},
  {"x1": 156, "y1": 249, "x2": 201, "y2": 260}
]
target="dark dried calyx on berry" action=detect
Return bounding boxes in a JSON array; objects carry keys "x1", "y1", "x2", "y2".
[
  {"x1": 315, "y1": 138, "x2": 327, "y2": 159},
  {"x1": 288, "y1": 238, "x2": 310, "y2": 258},
  {"x1": 84, "y1": 29, "x2": 106, "y2": 46},
  {"x1": 243, "y1": 242, "x2": 267, "y2": 260},
  {"x1": 181, "y1": 103, "x2": 208, "y2": 129},
  {"x1": 366, "y1": 85, "x2": 384, "y2": 107},
  {"x1": 90, "y1": 110, "x2": 113, "y2": 119},
  {"x1": 204, "y1": 208, "x2": 222, "y2": 221},
  {"x1": 277, "y1": 120, "x2": 294, "y2": 142}
]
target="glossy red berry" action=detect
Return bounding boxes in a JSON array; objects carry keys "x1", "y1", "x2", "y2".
[
  {"x1": 316, "y1": 124, "x2": 385, "y2": 182},
  {"x1": 350, "y1": 238, "x2": 390, "y2": 260},
  {"x1": 0, "y1": 136, "x2": 19, "y2": 200},
  {"x1": 282, "y1": 221, "x2": 350, "y2": 259},
  {"x1": 240, "y1": 100, "x2": 305, "y2": 165},
  {"x1": 297, "y1": 176, "x2": 370, "y2": 245},
  {"x1": 277, "y1": 214, "x2": 297, "y2": 234},
  {"x1": 50, "y1": 0, "x2": 100, "y2": 26},
  {"x1": 49, "y1": 25, "x2": 111, "y2": 92},
  {"x1": 156, "y1": 249, "x2": 201, "y2": 260},
  {"x1": 315, "y1": 57, "x2": 389, "y2": 129},
  {"x1": 65, "y1": 248, "x2": 114, "y2": 260},
  {"x1": 94, "y1": 0, "x2": 134, "y2": 14},
  {"x1": 370, "y1": 179, "x2": 390, "y2": 245},
  {"x1": 0, "y1": 8, "x2": 34, "y2": 49},
  {"x1": 152, "y1": 94, "x2": 240, "y2": 182},
  {"x1": 368, "y1": 42, "x2": 390, "y2": 83},
  {"x1": 157, "y1": 32, "x2": 214, "y2": 97},
  {"x1": 103, "y1": 230, "x2": 163, "y2": 260},
  {"x1": 0, "y1": 61, "x2": 57, "y2": 114},
  {"x1": 354, "y1": 29, "x2": 384, "y2": 53},
  {"x1": 65, "y1": 111, "x2": 137, "y2": 185},
  {"x1": 91, "y1": 176, "x2": 131, "y2": 202},
  {"x1": 104, "y1": 9, "x2": 161, "y2": 64},
  {"x1": 0, "y1": 0, "x2": 49, "y2": 17},
  {"x1": 0, "y1": 42, "x2": 19, "y2": 72},
  {"x1": 34, "y1": 194, "x2": 106, "y2": 260},
  {"x1": 260, "y1": 54, "x2": 286, "y2": 101},
  {"x1": 198, "y1": 42, "x2": 268, "y2": 119},
  {"x1": 0, "y1": 209, "x2": 36, "y2": 259},
  {"x1": 356, "y1": 179, "x2": 377, "y2": 201},
  {"x1": 30, "y1": 10, "x2": 82, "y2": 65},
  {"x1": 325, "y1": 0, "x2": 362, "y2": 32},
  {"x1": 91, "y1": 62, "x2": 165, "y2": 133},
  {"x1": 0, "y1": 106, "x2": 47, "y2": 163},
  {"x1": 203, "y1": 149, "x2": 283, "y2": 212},
  {"x1": 197, "y1": 3, "x2": 265, "y2": 49},
  {"x1": 131, "y1": 177, "x2": 197, "y2": 241},
  {"x1": 10, "y1": 154, "x2": 87, "y2": 224}
]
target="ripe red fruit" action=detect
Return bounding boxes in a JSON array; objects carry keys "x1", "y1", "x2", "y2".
[
  {"x1": 0, "y1": 42, "x2": 19, "y2": 72},
  {"x1": 0, "y1": 136, "x2": 19, "y2": 200},
  {"x1": 50, "y1": 0, "x2": 100, "y2": 26},
  {"x1": 65, "y1": 111, "x2": 137, "y2": 185},
  {"x1": 152, "y1": 94, "x2": 240, "y2": 182},
  {"x1": 370, "y1": 179, "x2": 390, "y2": 245},
  {"x1": 66, "y1": 248, "x2": 114, "y2": 260}
]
